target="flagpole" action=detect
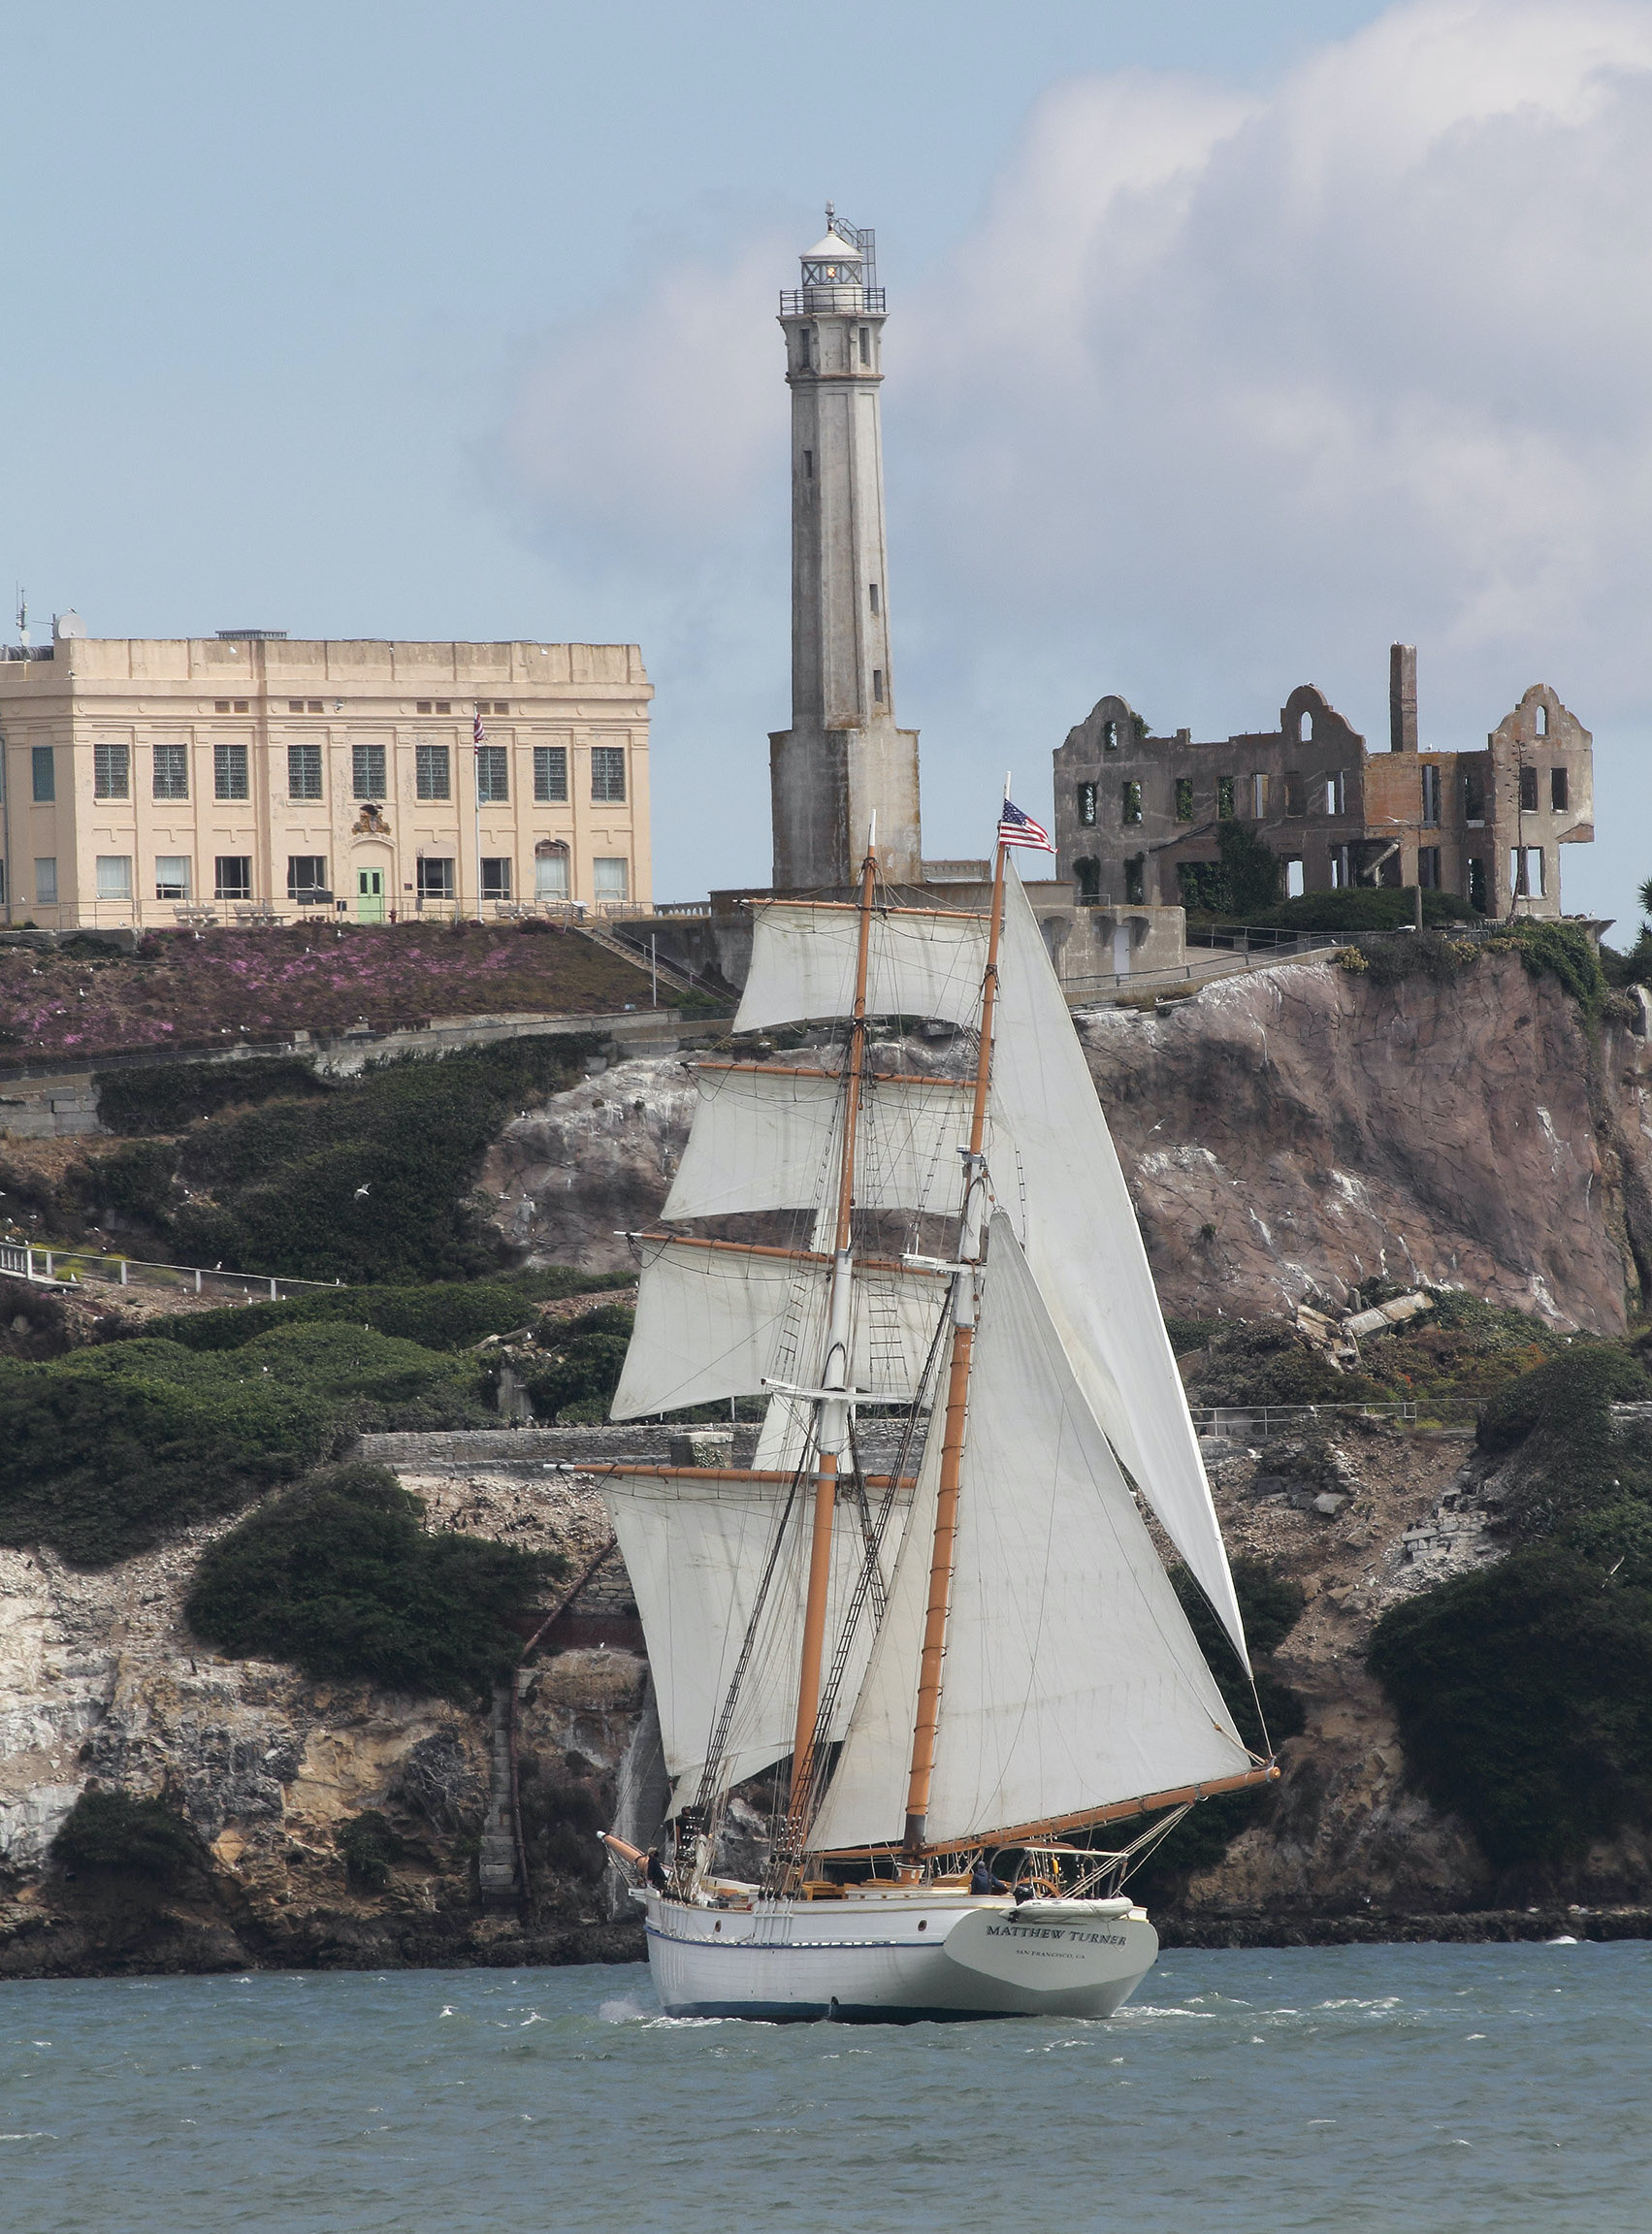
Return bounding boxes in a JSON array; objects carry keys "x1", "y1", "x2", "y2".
[{"x1": 472, "y1": 711, "x2": 485, "y2": 925}]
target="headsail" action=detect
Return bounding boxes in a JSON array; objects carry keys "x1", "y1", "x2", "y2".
[
  {"x1": 809, "y1": 1226, "x2": 1252, "y2": 1853},
  {"x1": 990, "y1": 865, "x2": 1248, "y2": 1659}
]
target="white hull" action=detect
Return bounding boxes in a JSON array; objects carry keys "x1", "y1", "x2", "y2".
[{"x1": 642, "y1": 1889, "x2": 1158, "y2": 2023}]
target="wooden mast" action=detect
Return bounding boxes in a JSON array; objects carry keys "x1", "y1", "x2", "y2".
[
  {"x1": 901, "y1": 834, "x2": 1008, "y2": 1860},
  {"x1": 783, "y1": 837, "x2": 878, "y2": 1854}
]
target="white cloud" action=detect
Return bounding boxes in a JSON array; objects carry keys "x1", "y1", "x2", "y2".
[{"x1": 498, "y1": 2, "x2": 1652, "y2": 922}]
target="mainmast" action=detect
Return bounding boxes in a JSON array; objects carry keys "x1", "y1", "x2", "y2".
[
  {"x1": 783, "y1": 834, "x2": 879, "y2": 1854},
  {"x1": 901, "y1": 835, "x2": 1008, "y2": 1859}
]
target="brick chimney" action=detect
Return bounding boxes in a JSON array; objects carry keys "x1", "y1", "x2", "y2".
[{"x1": 1389, "y1": 642, "x2": 1417, "y2": 753}]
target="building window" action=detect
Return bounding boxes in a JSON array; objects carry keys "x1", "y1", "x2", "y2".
[
  {"x1": 415, "y1": 742, "x2": 450, "y2": 800},
  {"x1": 868, "y1": 582, "x2": 880, "y2": 615},
  {"x1": 1174, "y1": 777, "x2": 1194, "y2": 822},
  {"x1": 35, "y1": 858, "x2": 57, "y2": 903},
  {"x1": 153, "y1": 743, "x2": 189, "y2": 799},
  {"x1": 155, "y1": 857, "x2": 191, "y2": 900},
  {"x1": 94, "y1": 743, "x2": 130, "y2": 800},
  {"x1": 352, "y1": 741, "x2": 387, "y2": 798},
  {"x1": 803, "y1": 449, "x2": 813, "y2": 478},
  {"x1": 214, "y1": 742, "x2": 249, "y2": 800},
  {"x1": 1325, "y1": 770, "x2": 1346, "y2": 817},
  {"x1": 1421, "y1": 765, "x2": 1441, "y2": 826},
  {"x1": 1121, "y1": 780, "x2": 1143, "y2": 826},
  {"x1": 0, "y1": 862, "x2": 6, "y2": 904},
  {"x1": 1283, "y1": 771, "x2": 1306, "y2": 817},
  {"x1": 535, "y1": 845, "x2": 569, "y2": 899},
  {"x1": 593, "y1": 857, "x2": 630, "y2": 903},
  {"x1": 416, "y1": 700, "x2": 432, "y2": 713},
  {"x1": 287, "y1": 856, "x2": 329, "y2": 903},
  {"x1": 214, "y1": 698, "x2": 249, "y2": 714},
  {"x1": 534, "y1": 745, "x2": 568, "y2": 802},
  {"x1": 1285, "y1": 858, "x2": 1305, "y2": 898},
  {"x1": 1537, "y1": 703, "x2": 1549, "y2": 736},
  {"x1": 31, "y1": 747, "x2": 54, "y2": 802},
  {"x1": 858, "y1": 325, "x2": 870, "y2": 365},
  {"x1": 289, "y1": 700, "x2": 305, "y2": 713},
  {"x1": 1551, "y1": 767, "x2": 1569, "y2": 811},
  {"x1": 1251, "y1": 773, "x2": 1269, "y2": 818},
  {"x1": 1519, "y1": 764, "x2": 1539, "y2": 813},
  {"x1": 417, "y1": 857, "x2": 455, "y2": 901},
  {"x1": 1216, "y1": 775, "x2": 1236, "y2": 820},
  {"x1": 591, "y1": 746, "x2": 627, "y2": 803},
  {"x1": 491, "y1": 701, "x2": 509, "y2": 716},
  {"x1": 1511, "y1": 846, "x2": 1545, "y2": 898},
  {"x1": 1074, "y1": 858, "x2": 1100, "y2": 905},
  {"x1": 1123, "y1": 856, "x2": 1146, "y2": 905},
  {"x1": 1418, "y1": 846, "x2": 1441, "y2": 890},
  {"x1": 95, "y1": 856, "x2": 132, "y2": 901},
  {"x1": 798, "y1": 329, "x2": 811, "y2": 371},
  {"x1": 1468, "y1": 857, "x2": 1487, "y2": 913},
  {"x1": 1463, "y1": 768, "x2": 1485, "y2": 824},
  {"x1": 1076, "y1": 782, "x2": 1097, "y2": 826},
  {"x1": 288, "y1": 742, "x2": 322, "y2": 800},
  {"x1": 481, "y1": 858, "x2": 512, "y2": 901},
  {"x1": 871, "y1": 668, "x2": 885, "y2": 703},
  {"x1": 475, "y1": 744, "x2": 509, "y2": 802},
  {"x1": 1298, "y1": 709, "x2": 1315, "y2": 743},
  {"x1": 1102, "y1": 720, "x2": 1118, "y2": 751},
  {"x1": 215, "y1": 857, "x2": 252, "y2": 900},
  {"x1": 1329, "y1": 844, "x2": 1350, "y2": 889}
]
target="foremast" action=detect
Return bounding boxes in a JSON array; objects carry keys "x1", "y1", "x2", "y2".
[{"x1": 781, "y1": 838, "x2": 879, "y2": 1863}]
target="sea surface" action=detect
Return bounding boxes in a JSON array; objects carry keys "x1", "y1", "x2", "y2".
[{"x1": 1, "y1": 1942, "x2": 1647, "y2": 2232}]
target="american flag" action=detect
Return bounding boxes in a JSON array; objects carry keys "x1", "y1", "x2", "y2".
[
  {"x1": 998, "y1": 797, "x2": 1054, "y2": 852},
  {"x1": 473, "y1": 710, "x2": 486, "y2": 745}
]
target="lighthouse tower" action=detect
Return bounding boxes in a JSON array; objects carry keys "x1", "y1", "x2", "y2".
[{"x1": 769, "y1": 210, "x2": 923, "y2": 888}]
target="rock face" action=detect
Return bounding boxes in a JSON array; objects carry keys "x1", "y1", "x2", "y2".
[
  {"x1": 0, "y1": 1471, "x2": 646, "y2": 1979},
  {"x1": 1081, "y1": 954, "x2": 1652, "y2": 1333},
  {"x1": 482, "y1": 958, "x2": 1652, "y2": 1334}
]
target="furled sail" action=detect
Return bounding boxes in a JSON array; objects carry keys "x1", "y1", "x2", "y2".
[
  {"x1": 735, "y1": 902, "x2": 989, "y2": 1034},
  {"x1": 602, "y1": 1469, "x2": 913, "y2": 1810},
  {"x1": 662, "y1": 1064, "x2": 974, "y2": 1224},
  {"x1": 809, "y1": 1226, "x2": 1251, "y2": 1853},
  {"x1": 989, "y1": 866, "x2": 1248, "y2": 1659},
  {"x1": 609, "y1": 1237, "x2": 949, "y2": 1420}
]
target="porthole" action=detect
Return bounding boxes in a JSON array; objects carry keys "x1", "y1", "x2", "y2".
[
  {"x1": 714, "y1": 1920, "x2": 722, "y2": 1933},
  {"x1": 918, "y1": 1919, "x2": 927, "y2": 1932}
]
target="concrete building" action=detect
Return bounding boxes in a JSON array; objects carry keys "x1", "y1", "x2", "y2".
[
  {"x1": 769, "y1": 211, "x2": 922, "y2": 888},
  {"x1": 0, "y1": 625, "x2": 651, "y2": 927},
  {"x1": 1052, "y1": 645, "x2": 1594, "y2": 921}
]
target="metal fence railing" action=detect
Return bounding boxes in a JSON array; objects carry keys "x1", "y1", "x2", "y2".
[
  {"x1": 0, "y1": 1241, "x2": 339, "y2": 1304},
  {"x1": 1191, "y1": 1400, "x2": 1482, "y2": 1439}
]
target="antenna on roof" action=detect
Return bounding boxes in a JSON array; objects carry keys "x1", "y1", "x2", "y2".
[{"x1": 15, "y1": 586, "x2": 26, "y2": 649}]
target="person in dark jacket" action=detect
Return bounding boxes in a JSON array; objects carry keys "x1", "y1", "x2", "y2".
[
  {"x1": 646, "y1": 1847, "x2": 669, "y2": 1893},
  {"x1": 970, "y1": 1860, "x2": 1009, "y2": 1896}
]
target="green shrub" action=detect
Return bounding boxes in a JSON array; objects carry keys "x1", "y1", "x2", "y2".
[
  {"x1": 185, "y1": 1462, "x2": 559, "y2": 1700},
  {"x1": 1234, "y1": 889, "x2": 1478, "y2": 936},
  {"x1": 94, "y1": 1056, "x2": 329, "y2": 1136},
  {"x1": 1486, "y1": 921, "x2": 1607, "y2": 1017},
  {"x1": 49, "y1": 1789, "x2": 204, "y2": 1885},
  {"x1": 155, "y1": 1266, "x2": 632, "y2": 1355},
  {"x1": 1352, "y1": 929, "x2": 1480, "y2": 987},
  {"x1": 518, "y1": 1303, "x2": 635, "y2": 1422},
  {"x1": 1164, "y1": 1316, "x2": 1224, "y2": 1356},
  {"x1": 1369, "y1": 1549, "x2": 1652, "y2": 1868},
  {"x1": 1477, "y1": 1344, "x2": 1649, "y2": 1457},
  {"x1": 161, "y1": 1036, "x2": 602, "y2": 1285},
  {"x1": 65, "y1": 1139, "x2": 181, "y2": 1228},
  {"x1": 339, "y1": 1808, "x2": 405, "y2": 1891},
  {"x1": 0, "y1": 1319, "x2": 492, "y2": 1565}
]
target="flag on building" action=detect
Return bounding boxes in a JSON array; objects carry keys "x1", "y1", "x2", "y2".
[
  {"x1": 473, "y1": 711, "x2": 486, "y2": 745},
  {"x1": 998, "y1": 797, "x2": 1054, "y2": 852}
]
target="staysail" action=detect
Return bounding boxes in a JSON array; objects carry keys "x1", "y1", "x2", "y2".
[
  {"x1": 989, "y1": 868, "x2": 1247, "y2": 1658},
  {"x1": 809, "y1": 1226, "x2": 1252, "y2": 1853}
]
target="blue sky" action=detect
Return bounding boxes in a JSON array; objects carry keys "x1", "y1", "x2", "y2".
[{"x1": 7, "y1": 0, "x2": 1649, "y2": 930}]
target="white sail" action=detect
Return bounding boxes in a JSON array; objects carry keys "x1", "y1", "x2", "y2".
[
  {"x1": 663, "y1": 1063, "x2": 974, "y2": 1223},
  {"x1": 810, "y1": 1227, "x2": 1251, "y2": 1852},
  {"x1": 735, "y1": 901, "x2": 989, "y2": 1034},
  {"x1": 609, "y1": 1237, "x2": 949, "y2": 1420},
  {"x1": 602, "y1": 1468, "x2": 912, "y2": 1809},
  {"x1": 990, "y1": 866, "x2": 1247, "y2": 1659}
]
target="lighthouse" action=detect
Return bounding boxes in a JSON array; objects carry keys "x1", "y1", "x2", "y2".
[{"x1": 769, "y1": 210, "x2": 923, "y2": 888}]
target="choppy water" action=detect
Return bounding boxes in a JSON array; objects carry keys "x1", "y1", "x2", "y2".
[{"x1": 1, "y1": 1943, "x2": 1648, "y2": 2232}]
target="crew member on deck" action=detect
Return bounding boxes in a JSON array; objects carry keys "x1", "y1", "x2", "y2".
[
  {"x1": 646, "y1": 1847, "x2": 669, "y2": 1893},
  {"x1": 971, "y1": 1860, "x2": 1009, "y2": 1896}
]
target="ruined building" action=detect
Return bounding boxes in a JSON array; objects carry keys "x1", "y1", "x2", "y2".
[{"x1": 1053, "y1": 645, "x2": 1594, "y2": 920}]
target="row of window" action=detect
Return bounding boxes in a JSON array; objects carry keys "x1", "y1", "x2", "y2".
[
  {"x1": 211, "y1": 698, "x2": 519, "y2": 718},
  {"x1": 1074, "y1": 845, "x2": 1549, "y2": 914},
  {"x1": 34, "y1": 742, "x2": 627, "y2": 806},
  {"x1": 21, "y1": 852, "x2": 630, "y2": 905},
  {"x1": 1075, "y1": 762, "x2": 1569, "y2": 829}
]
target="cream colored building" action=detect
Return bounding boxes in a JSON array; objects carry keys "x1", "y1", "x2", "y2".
[{"x1": 0, "y1": 626, "x2": 652, "y2": 927}]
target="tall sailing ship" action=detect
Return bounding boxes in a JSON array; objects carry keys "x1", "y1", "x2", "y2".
[{"x1": 600, "y1": 828, "x2": 1275, "y2": 2021}]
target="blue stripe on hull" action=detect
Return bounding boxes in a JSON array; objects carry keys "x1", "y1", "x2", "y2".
[{"x1": 660, "y1": 2000, "x2": 1030, "y2": 2025}]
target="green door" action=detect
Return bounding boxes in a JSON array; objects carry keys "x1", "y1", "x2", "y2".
[{"x1": 356, "y1": 867, "x2": 386, "y2": 923}]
